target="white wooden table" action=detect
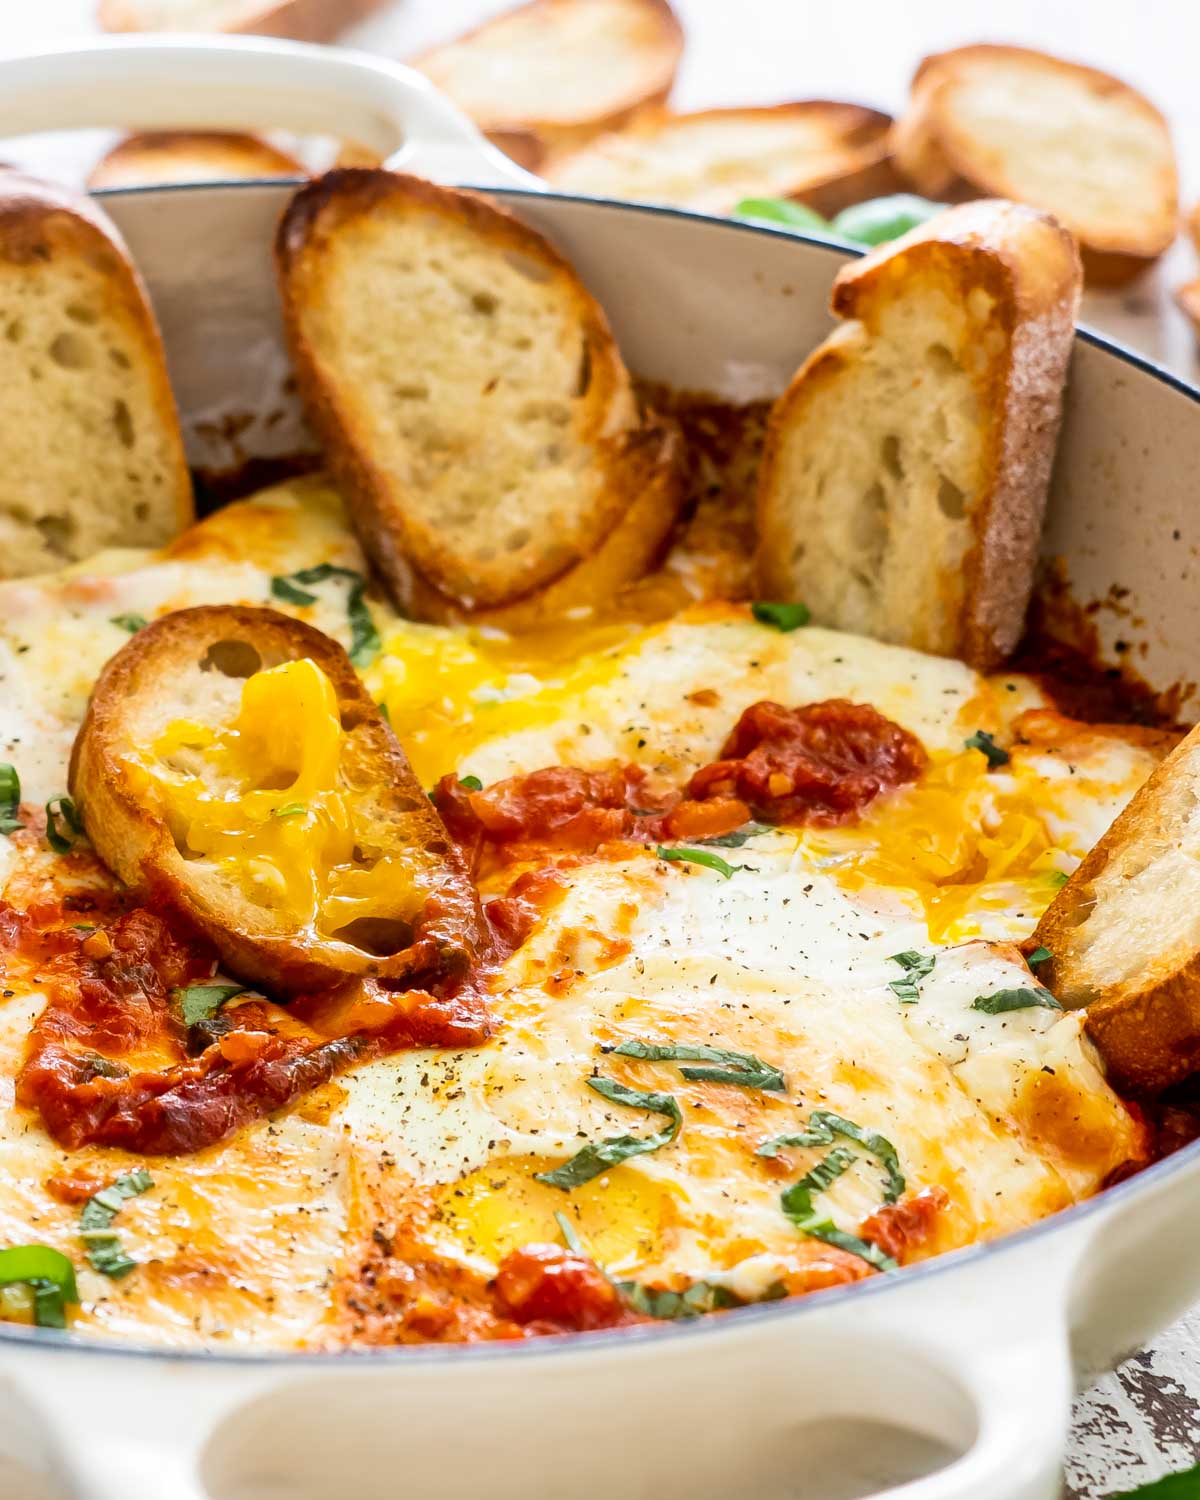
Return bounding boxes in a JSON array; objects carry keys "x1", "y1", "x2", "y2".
[{"x1": 6, "y1": 3, "x2": 1200, "y2": 1492}]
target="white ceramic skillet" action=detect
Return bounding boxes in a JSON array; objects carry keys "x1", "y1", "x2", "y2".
[{"x1": 0, "y1": 37, "x2": 1199, "y2": 1500}]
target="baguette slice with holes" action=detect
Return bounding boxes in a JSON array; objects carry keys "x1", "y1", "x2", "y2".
[
  {"x1": 277, "y1": 169, "x2": 679, "y2": 613},
  {"x1": 1033, "y1": 722, "x2": 1200, "y2": 1093},
  {"x1": 545, "y1": 103, "x2": 897, "y2": 216},
  {"x1": 89, "y1": 131, "x2": 307, "y2": 190},
  {"x1": 413, "y1": 0, "x2": 683, "y2": 156},
  {"x1": 71, "y1": 605, "x2": 487, "y2": 997},
  {"x1": 0, "y1": 171, "x2": 192, "y2": 579},
  {"x1": 756, "y1": 200, "x2": 1081, "y2": 671},
  {"x1": 892, "y1": 45, "x2": 1178, "y2": 285},
  {"x1": 97, "y1": 0, "x2": 387, "y2": 41}
]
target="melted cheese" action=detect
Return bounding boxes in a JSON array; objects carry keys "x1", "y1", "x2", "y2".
[{"x1": 0, "y1": 475, "x2": 1170, "y2": 1348}]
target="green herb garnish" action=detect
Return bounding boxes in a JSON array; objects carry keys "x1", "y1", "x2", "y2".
[
  {"x1": 271, "y1": 564, "x2": 380, "y2": 667},
  {"x1": 971, "y1": 986, "x2": 1062, "y2": 1015},
  {"x1": 377, "y1": 700, "x2": 391, "y2": 724},
  {"x1": 751, "y1": 601, "x2": 811, "y2": 633},
  {"x1": 271, "y1": 803, "x2": 307, "y2": 819},
  {"x1": 607, "y1": 1038, "x2": 785, "y2": 1092},
  {"x1": 0, "y1": 763, "x2": 21, "y2": 836},
  {"x1": 110, "y1": 613, "x2": 147, "y2": 634},
  {"x1": 759, "y1": 1109, "x2": 905, "y2": 1204},
  {"x1": 617, "y1": 1279, "x2": 738, "y2": 1320},
  {"x1": 963, "y1": 730, "x2": 1010, "y2": 769},
  {"x1": 699, "y1": 822, "x2": 772, "y2": 848},
  {"x1": 553, "y1": 1210, "x2": 585, "y2": 1256},
  {"x1": 0, "y1": 1244, "x2": 79, "y2": 1328},
  {"x1": 459, "y1": 775, "x2": 483, "y2": 792},
  {"x1": 1111, "y1": 1463, "x2": 1200, "y2": 1498},
  {"x1": 1026, "y1": 946, "x2": 1052, "y2": 967},
  {"x1": 174, "y1": 983, "x2": 245, "y2": 1028},
  {"x1": 734, "y1": 198, "x2": 832, "y2": 233},
  {"x1": 79, "y1": 1169, "x2": 153, "y2": 1280},
  {"x1": 830, "y1": 194, "x2": 945, "y2": 246},
  {"x1": 535, "y1": 1077, "x2": 682, "y2": 1190},
  {"x1": 44, "y1": 796, "x2": 82, "y2": 854},
  {"x1": 778, "y1": 1145, "x2": 898, "y2": 1273},
  {"x1": 656, "y1": 846, "x2": 736, "y2": 879},
  {"x1": 887, "y1": 949, "x2": 935, "y2": 1004}
]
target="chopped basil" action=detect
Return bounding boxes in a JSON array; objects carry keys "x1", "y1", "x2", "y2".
[
  {"x1": 971, "y1": 986, "x2": 1062, "y2": 1015},
  {"x1": 110, "y1": 613, "x2": 147, "y2": 634},
  {"x1": 830, "y1": 194, "x2": 945, "y2": 246},
  {"x1": 699, "y1": 822, "x2": 773, "y2": 848},
  {"x1": 656, "y1": 846, "x2": 735, "y2": 879},
  {"x1": 888, "y1": 949, "x2": 935, "y2": 1004},
  {"x1": 758, "y1": 1109, "x2": 905, "y2": 1204},
  {"x1": 779, "y1": 1145, "x2": 898, "y2": 1273},
  {"x1": 271, "y1": 802, "x2": 307, "y2": 819},
  {"x1": 44, "y1": 795, "x2": 83, "y2": 854},
  {"x1": 535, "y1": 1077, "x2": 682, "y2": 1190},
  {"x1": 1026, "y1": 946, "x2": 1052, "y2": 967},
  {"x1": 459, "y1": 775, "x2": 483, "y2": 792},
  {"x1": 1047, "y1": 870, "x2": 1069, "y2": 889},
  {"x1": 79, "y1": 1169, "x2": 153, "y2": 1280},
  {"x1": 751, "y1": 600, "x2": 811, "y2": 633},
  {"x1": 607, "y1": 1038, "x2": 785, "y2": 1092},
  {"x1": 553, "y1": 1210, "x2": 585, "y2": 1256},
  {"x1": 174, "y1": 983, "x2": 245, "y2": 1027},
  {"x1": 734, "y1": 198, "x2": 832, "y2": 234},
  {"x1": 377, "y1": 700, "x2": 391, "y2": 725},
  {"x1": 0, "y1": 763, "x2": 21, "y2": 837},
  {"x1": 270, "y1": 564, "x2": 381, "y2": 667},
  {"x1": 617, "y1": 1278, "x2": 738, "y2": 1320},
  {"x1": 963, "y1": 729, "x2": 1010, "y2": 769},
  {"x1": 0, "y1": 1244, "x2": 79, "y2": 1328}
]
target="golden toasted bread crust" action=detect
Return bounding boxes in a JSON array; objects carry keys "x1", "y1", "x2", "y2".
[
  {"x1": 412, "y1": 0, "x2": 683, "y2": 145},
  {"x1": 98, "y1": 0, "x2": 387, "y2": 41},
  {"x1": 403, "y1": 416, "x2": 686, "y2": 628},
  {"x1": 756, "y1": 200, "x2": 1080, "y2": 670},
  {"x1": 1034, "y1": 722, "x2": 1200, "y2": 1092},
  {"x1": 276, "y1": 169, "x2": 654, "y2": 611},
  {"x1": 71, "y1": 605, "x2": 486, "y2": 997},
  {"x1": 89, "y1": 131, "x2": 307, "y2": 189},
  {"x1": 893, "y1": 44, "x2": 1177, "y2": 285}
]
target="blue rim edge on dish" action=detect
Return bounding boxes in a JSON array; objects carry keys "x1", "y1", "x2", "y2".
[{"x1": 9, "y1": 180, "x2": 1192, "y2": 1366}]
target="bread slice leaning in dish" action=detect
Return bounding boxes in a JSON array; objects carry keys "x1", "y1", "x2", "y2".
[
  {"x1": 891, "y1": 44, "x2": 1178, "y2": 285},
  {"x1": 755, "y1": 199, "x2": 1081, "y2": 672},
  {"x1": 70, "y1": 605, "x2": 486, "y2": 997},
  {"x1": 276, "y1": 168, "x2": 685, "y2": 617},
  {"x1": 97, "y1": 0, "x2": 387, "y2": 42},
  {"x1": 0, "y1": 171, "x2": 192, "y2": 579},
  {"x1": 1033, "y1": 721, "x2": 1200, "y2": 1094},
  {"x1": 412, "y1": 0, "x2": 684, "y2": 157},
  {"x1": 89, "y1": 131, "x2": 307, "y2": 189},
  {"x1": 545, "y1": 102, "x2": 898, "y2": 217}
]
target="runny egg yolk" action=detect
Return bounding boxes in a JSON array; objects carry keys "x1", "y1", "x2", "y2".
[
  {"x1": 148, "y1": 658, "x2": 431, "y2": 940},
  {"x1": 803, "y1": 749, "x2": 1070, "y2": 942},
  {"x1": 435, "y1": 1155, "x2": 679, "y2": 1274},
  {"x1": 364, "y1": 619, "x2": 651, "y2": 787}
]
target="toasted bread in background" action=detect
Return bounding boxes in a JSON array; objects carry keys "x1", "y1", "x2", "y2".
[
  {"x1": 892, "y1": 45, "x2": 1178, "y2": 285},
  {"x1": 0, "y1": 172, "x2": 192, "y2": 580},
  {"x1": 1033, "y1": 721, "x2": 1200, "y2": 1093},
  {"x1": 71, "y1": 605, "x2": 486, "y2": 997},
  {"x1": 413, "y1": 0, "x2": 684, "y2": 157},
  {"x1": 89, "y1": 131, "x2": 308, "y2": 190},
  {"x1": 756, "y1": 200, "x2": 1081, "y2": 671},
  {"x1": 277, "y1": 169, "x2": 681, "y2": 615},
  {"x1": 98, "y1": 0, "x2": 387, "y2": 40},
  {"x1": 545, "y1": 103, "x2": 897, "y2": 216}
]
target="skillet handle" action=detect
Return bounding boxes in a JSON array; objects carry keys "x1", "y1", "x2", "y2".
[{"x1": 0, "y1": 35, "x2": 537, "y2": 189}]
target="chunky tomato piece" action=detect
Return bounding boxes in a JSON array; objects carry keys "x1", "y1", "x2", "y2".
[
  {"x1": 493, "y1": 1244, "x2": 629, "y2": 1332},
  {"x1": 860, "y1": 1187, "x2": 948, "y2": 1264}
]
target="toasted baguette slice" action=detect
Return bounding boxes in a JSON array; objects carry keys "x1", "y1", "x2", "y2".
[
  {"x1": 755, "y1": 200, "x2": 1081, "y2": 671},
  {"x1": 97, "y1": 0, "x2": 386, "y2": 40},
  {"x1": 89, "y1": 131, "x2": 307, "y2": 190},
  {"x1": 892, "y1": 45, "x2": 1178, "y2": 285},
  {"x1": 277, "y1": 169, "x2": 677, "y2": 613},
  {"x1": 1177, "y1": 280, "x2": 1200, "y2": 342},
  {"x1": 413, "y1": 0, "x2": 683, "y2": 155},
  {"x1": 1033, "y1": 722, "x2": 1200, "y2": 1092},
  {"x1": 0, "y1": 171, "x2": 192, "y2": 579},
  {"x1": 404, "y1": 417, "x2": 685, "y2": 628},
  {"x1": 545, "y1": 103, "x2": 895, "y2": 215},
  {"x1": 71, "y1": 605, "x2": 486, "y2": 997}
]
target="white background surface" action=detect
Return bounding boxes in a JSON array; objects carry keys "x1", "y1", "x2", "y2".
[{"x1": 4, "y1": 2, "x2": 1200, "y2": 1494}]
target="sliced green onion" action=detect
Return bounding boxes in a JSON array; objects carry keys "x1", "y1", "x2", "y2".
[
  {"x1": 0, "y1": 1244, "x2": 79, "y2": 1328},
  {"x1": 656, "y1": 846, "x2": 735, "y2": 879},
  {"x1": 44, "y1": 796, "x2": 83, "y2": 854},
  {"x1": 271, "y1": 565, "x2": 380, "y2": 667},
  {"x1": 110, "y1": 613, "x2": 148, "y2": 634},
  {"x1": 174, "y1": 983, "x2": 245, "y2": 1027},
  {"x1": 963, "y1": 730, "x2": 1010, "y2": 769},
  {"x1": 535, "y1": 1077, "x2": 682, "y2": 1190},
  {"x1": 751, "y1": 601, "x2": 811, "y2": 632},
  {"x1": 971, "y1": 986, "x2": 1062, "y2": 1015},
  {"x1": 607, "y1": 1039, "x2": 785, "y2": 1092}
]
